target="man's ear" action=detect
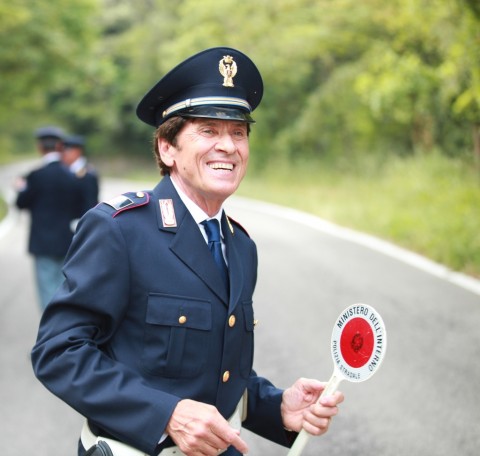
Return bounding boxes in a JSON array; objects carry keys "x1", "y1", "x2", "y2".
[{"x1": 158, "y1": 137, "x2": 175, "y2": 167}]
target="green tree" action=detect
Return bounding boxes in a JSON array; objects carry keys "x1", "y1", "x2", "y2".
[
  {"x1": 442, "y1": 0, "x2": 480, "y2": 166},
  {"x1": 0, "y1": 0, "x2": 101, "y2": 157},
  {"x1": 2, "y1": 0, "x2": 479, "y2": 168}
]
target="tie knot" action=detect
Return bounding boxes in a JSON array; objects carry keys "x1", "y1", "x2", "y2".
[{"x1": 202, "y1": 219, "x2": 221, "y2": 243}]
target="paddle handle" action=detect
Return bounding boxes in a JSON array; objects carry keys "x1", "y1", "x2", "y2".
[{"x1": 286, "y1": 370, "x2": 342, "y2": 456}]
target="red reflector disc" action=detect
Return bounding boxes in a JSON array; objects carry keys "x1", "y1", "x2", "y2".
[{"x1": 340, "y1": 317, "x2": 374, "y2": 368}]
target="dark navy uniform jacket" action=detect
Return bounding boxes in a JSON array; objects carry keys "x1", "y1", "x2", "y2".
[
  {"x1": 76, "y1": 167, "x2": 99, "y2": 216},
  {"x1": 32, "y1": 175, "x2": 292, "y2": 455},
  {"x1": 16, "y1": 159, "x2": 82, "y2": 257}
]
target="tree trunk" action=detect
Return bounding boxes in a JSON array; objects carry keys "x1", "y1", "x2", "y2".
[{"x1": 473, "y1": 123, "x2": 480, "y2": 172}]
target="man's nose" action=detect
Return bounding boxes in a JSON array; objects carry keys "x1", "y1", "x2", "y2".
[{"x1": 215, "y1": 134, "x2": 237, "y2": 154}]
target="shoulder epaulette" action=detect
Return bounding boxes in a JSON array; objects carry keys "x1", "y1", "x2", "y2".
[
  {"x1": 226, "y1": 215, "x2": 250, "y2": 237},
  {"x1": 102, "y1": 191, "x2": 150, "y2": 217}
]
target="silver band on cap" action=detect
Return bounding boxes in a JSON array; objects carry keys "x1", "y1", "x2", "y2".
[{"x1": 162, "y1": 96, "x2": 252, "y2": 119}]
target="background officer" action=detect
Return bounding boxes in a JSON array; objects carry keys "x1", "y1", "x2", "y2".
[
  {"x1": 62, "y1": 134, "x2": 100, "y2": 217},
  {"x1": 15, "y1": 126, "x2": 83, "y2": 310},
  {"x1": 31, "y1": 48, "x2": 344, "y2": 456}
]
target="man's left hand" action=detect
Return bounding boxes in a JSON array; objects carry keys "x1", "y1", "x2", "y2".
[{"x1": 281, "y1": 378, "x2": 344, "y2": 436}]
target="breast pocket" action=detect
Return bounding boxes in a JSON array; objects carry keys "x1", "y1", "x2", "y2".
[{"x1": 141, "y1": 293, "x2": 212, "y2": 378}]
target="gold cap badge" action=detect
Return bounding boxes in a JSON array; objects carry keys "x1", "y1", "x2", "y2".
[{"x1": 219, "y1": 55, "x2": 237, "y2": 87}]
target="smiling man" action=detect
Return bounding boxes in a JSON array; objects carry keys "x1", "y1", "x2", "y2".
[
  {"x1": 156, "y1": 118, "x2": 249, "y2": 216},
  {"x1": 31, "y1": 47, "x2": 343, "y2": 456}
]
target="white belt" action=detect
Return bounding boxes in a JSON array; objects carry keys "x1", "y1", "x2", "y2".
[
  {"x1": 81, "y1": 422, "x2": 147, "y2": 456},
  {"x1": 81, "y1": 393, "x2": 247, "y2": 456}
]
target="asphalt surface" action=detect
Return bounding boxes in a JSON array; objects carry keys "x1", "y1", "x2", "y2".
[{"x1": 1, "y1": 161, "x2": 479, "y2": 455}]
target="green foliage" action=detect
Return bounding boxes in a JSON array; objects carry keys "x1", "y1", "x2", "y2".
[
  {"x1": 0, "y1": 0, "x2": 98, "y2": 109},
  {"x1": 0, "y1": 0, "x2": 101, "y2": 111},
  {"x1": 0, "y1": 195, "x2": 6, "y2": 222},
  {"x1": 0, "y1": 0, "x2": 101, "y2": 155},
  {"x1": 1, "y1": 0, "x2": 479, "y2": 163}
]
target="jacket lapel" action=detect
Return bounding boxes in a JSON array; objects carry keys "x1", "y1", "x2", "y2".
[
  {"x1": 222, "y1": 214, "x2": 244, "y2": 313},
  {"x1": 153, "y1": 176, "x2": 230, "y2": 305}
]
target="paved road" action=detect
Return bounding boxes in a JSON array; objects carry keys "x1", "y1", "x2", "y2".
[{"x1": 1, "y1": 162, "x2": 479, "y2": 455}]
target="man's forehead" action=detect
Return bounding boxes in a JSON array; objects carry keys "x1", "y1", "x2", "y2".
[{"x1": 192, "y1": 118, "x2": 247, "y2": 128}]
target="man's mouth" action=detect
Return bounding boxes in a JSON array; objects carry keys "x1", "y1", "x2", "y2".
[{"x1": 208, "y1": 162, "x2": 234, "y2": 171}]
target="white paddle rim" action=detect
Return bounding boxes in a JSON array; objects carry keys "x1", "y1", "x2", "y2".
[{"x1": 287, "y1": 303, "x2": 387, "y2": 456}]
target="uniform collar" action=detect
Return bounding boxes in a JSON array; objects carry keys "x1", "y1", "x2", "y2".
[
  {"x1": 170, "y1": 176, "x2": 224, "y2": 239},
  {"x1": 70, "y1": 156, "x2": 87, "y2": 173},
  {"x1": 42, "y1": 151, "x2": 61, "y2": 164}
]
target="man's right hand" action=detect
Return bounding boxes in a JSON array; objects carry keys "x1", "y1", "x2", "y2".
[{"x1": 166, "y1": 399, "x2": 249, "y2": 455}]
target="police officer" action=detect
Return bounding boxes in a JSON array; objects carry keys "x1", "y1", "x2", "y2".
[
  {"x1": 63, "y1": 135, "x2": 99, "y2": 217},
  {"x1": 31, "y1": 48, "x2": 344, "y2": 456},
  {"x1": 15, "y1": 126, "x2": 83, "y2": 311}
]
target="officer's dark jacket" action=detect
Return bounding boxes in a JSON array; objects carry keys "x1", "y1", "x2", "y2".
[
  {"x1": 31, "y1": 176, "x2": 291, "y2": 455},
  {"x1": 16, "y1": 160, "x2": 82, "y2": 257},
  {"x1": 73, "y1": 163, "x2": 99, "y2": 216}
]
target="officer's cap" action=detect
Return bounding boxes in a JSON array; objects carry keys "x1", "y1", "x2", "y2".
[
  {"x1": 64, "y1": 135, "x2": 85, "y2": 148},
  {"x1": 35, "y1": 126, "x2": 65, "y2": 140},
  {"x1": 136, "y1": 47, "x2": 263, "y2": 127}
]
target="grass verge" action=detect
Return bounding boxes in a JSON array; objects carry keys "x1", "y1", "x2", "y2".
[{"x1": 238, "y1": 153, "x2": 480, "y2": 278}]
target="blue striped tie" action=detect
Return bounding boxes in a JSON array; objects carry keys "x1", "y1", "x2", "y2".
[{"x1": 202, "y1": 219, "x2": 229, "y2": 290}]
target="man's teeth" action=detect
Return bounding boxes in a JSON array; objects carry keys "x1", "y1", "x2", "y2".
[{"x1": 209, "y1": 163, "x2": 233, "y2": 170}]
